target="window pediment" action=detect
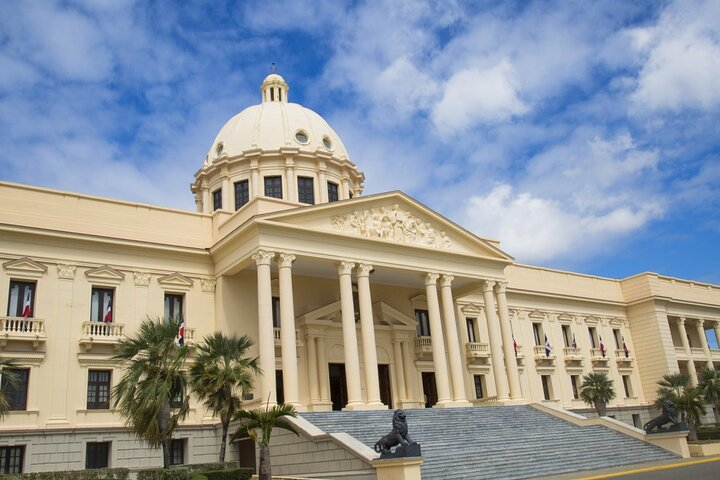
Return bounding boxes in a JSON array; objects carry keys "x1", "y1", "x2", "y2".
[
  {"x1": 3, "y1": 257, "x2": 47, "y2": 278},
  {"x1": 85, "y1": 265, "x2": 125, "y2": 284},
  {"x1": 157, "y1": 272, "x2": 194, "y2": 291}
]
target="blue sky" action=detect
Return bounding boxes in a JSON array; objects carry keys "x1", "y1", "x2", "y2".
[{"x1": 1, "y1": 0, "x2": 719, "y2": 283}]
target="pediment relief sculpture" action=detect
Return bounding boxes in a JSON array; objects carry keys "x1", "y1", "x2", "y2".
[{"x1": 331, "y1": 205, "x2": 452, "y2": 249}]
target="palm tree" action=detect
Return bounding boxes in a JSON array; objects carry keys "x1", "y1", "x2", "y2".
[
  {"x1": 697, "y1": 367, "x2": 720, "y2": 424},
  {"x1": 0, "y1": 358, "x2": 19, "y2": 419},
  {"x1": 189, "y1": 332, "x2": 260, "y2": 463},
  {"x1": 579, "y1": 372, "x2": 616, "y2": 417},
  {"x1": 112, "y1": 318, "x2": 190, "y2": 468},
  {"x1": 231, "y1": 401, "x2": 299, "y2": 480},
  {"x1": 654, "y1": 372, "x2": 706, "y2": 441}
]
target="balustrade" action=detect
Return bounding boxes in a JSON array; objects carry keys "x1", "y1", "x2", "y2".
[{"x1": 0, "y1": 317, "x2": 46, "y2": 349}]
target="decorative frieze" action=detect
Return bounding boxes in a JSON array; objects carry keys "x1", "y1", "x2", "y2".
[{"x1": 331, "y1": 206, "x2": 452, "y2": 249}]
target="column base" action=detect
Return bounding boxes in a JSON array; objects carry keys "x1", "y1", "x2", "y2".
[
  {"x1": 307, "y1": 401, "x2": 334, "y2": 412},
  {"x1": 364, "y1": 401, "x2": 389, "y2": 410},
  {"x1": 450, "y1": 400, "x2": 473, "y2": 408},
  {"x1": 342, "y1": 401, "x2": 367, "y2": 411},
  {"x1": 399, "y1": 400, "x2": 424, "y2": 409},
  {"x1": 431, "y1": 400, "x2": 456, "y2": 408}
]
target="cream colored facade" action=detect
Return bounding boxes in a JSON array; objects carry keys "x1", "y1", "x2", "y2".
[{"x1": 1, "y1": 74, "x2": 720, "y2": 472}]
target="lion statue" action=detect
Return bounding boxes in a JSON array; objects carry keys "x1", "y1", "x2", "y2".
[
  {"x1": 374, "y1": 410, "x2": 414, "y2": 454},
  {"x1": 644, "y1": 399, "x2": 679, "y2": 433}
]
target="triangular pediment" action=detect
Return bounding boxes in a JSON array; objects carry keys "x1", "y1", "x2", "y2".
[
  {"x1": 157, "y1": 272, "x2": 194, "y2": 290},
  {"x1": 85, "y1": 265, "x2": 125, "y2": 282},
  {"x1": 257, "y1": 191, "x2": 513, "y2": 262},
  {"x1": 3, "y1": 257, "x2": 48, "y2": 275}
]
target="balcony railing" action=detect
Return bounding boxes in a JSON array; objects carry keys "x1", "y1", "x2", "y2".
[
  {"x1": 273, "y1": 327, "x2": 301, "y2": 347},
  {"x1": 79, "y1": 321, "x2": 125, "y2": 350},
  {"x1": 415, "y1": 336, "x2": 433, "y2": 356},
  {"x1": 465, "y1": 342, "x2": 490, "y2": 359},
  {"x1": 590, "y1": 348, "x2": 610, "y2": 363},
  {"x1": 533, "y1": 345, "x2": 554, "y2": 360},
  {"x1": 0, "y1": 317, "x2": 46, "y2": 349},
  {"x1": 563, "y1": 347, "x2": 583, "y2": 364},
  {"x1": 690, "y1": 347, "x2": 706, "y2": 357},
  {"x1": 615, "y1": 349, "x2": 632, "y2": 360}
]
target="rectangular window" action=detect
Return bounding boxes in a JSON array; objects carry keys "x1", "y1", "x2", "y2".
[
  {"x1": 170, "y1": 377, "x2": 184, "y2": 409},
  {"x1": 570, "y1": 375, "x2": 580, "y2": 399},
  {"x1": 90, "y1": 288, "x2": 114, "y2": 323},
  {"x1": 541, "y1": 375, "x2": 552, "y2": 401},
  {"x1": 272, "y1": 296, "x2": 281, "y2": 328},
  {"x1": 473, "y1": 375, "x2": 485, "y2": 399},
  {"x1": 2, "y1": 368, "x2": 29, "y2": 411},
  {"x1": 533, "y1": 323, "x2": 542, "y2": 346},
  {"x1": 164, "y1": 294, "x2": 184, "y2": 322},
  {"x1": 264, "y1": 176, "x2": 283, "y2": 199},
  {"x1": 327, "y1": 182, "x2": 339, "y2": 202},
  {"x1": 632, "y1": 414, "x2": 642, "y2": 429},
  {"x1": 613, "y1": 329, "x2": 622, "y2": 349},
  {"x1": 85, "y1": 442, "x2": 110, "y2": 469},
  {"x1": 466, "y1": 318, "x2": 477, "y2": 343},
  {"x1": 7, "y1": 281, "x2": 36, "y2": 317},
  {"x1": 234, "y1": 180, "x2": 250, "y2": 210},
  {"x1": 588, "y1": 327, "x2": 598, "y2": 349},
  {"x1": 415, "y1": 309, "x2": 430, "y2": 336},
  {"x1": 622, "y1": 375, "x2": 633, "y2": 398},
  {"x1": 0, "y1": 446, "x2": 24, "y2": 474},
  {"x1": 561, "y1": 325, "x2": 571, "y2": 347},
  {"x1": 169, "y1": 439, "x2": 185, "y2": 466},
  {"x1": 297, "y1": 176, "x2": 315, "y2": 204},
  {"x1": 212, "y1": 189, "x2": 222, "y2": 211},
  {"x1": 87, "y1": 370, "x2": 111, "y2": 409}
]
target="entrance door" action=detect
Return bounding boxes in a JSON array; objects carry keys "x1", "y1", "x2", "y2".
[
  {"x1": 422, "y1": 372, "x2": 438, "y2": 408},
  {"x1": 329, "y1": 363, "x2": 348, "y2": 411},
  {"x1": 378, "y1": 364, "x2": 393, "y2": 408}
]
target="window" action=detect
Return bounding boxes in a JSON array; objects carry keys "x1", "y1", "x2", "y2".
[
  {"x1": 561, "y1": 325, "x2": 571, "y2": 347},
  {"x1": 466, "y1": 318, "x2": 477, "y2": 343},
  {"x1": 622, "y1": 375, "x2": 633, "y2": 398},
  {"x1": 90, "y1": 288, "x2": 114, "y2": 323},
  {"x1": 1, "y1": 368, "x2": 29, "y2": 410},
  {"x1": 532, "y1": 323, "x2": 542, "y2": 346},
  {"x1": 170, "y1": 377, "x2": 184, "y2": 409},
  {"x1": 541, "y1": 375, "x2": 552, "y2": 401},
  {"x1": 7, "y1": 281, "x2": 35, "y2": 317},
  {"x1": 272, "y1": 296, "x2": 281, "y2": 328},
  {"x1": 164, "y1": 294, "x2": 184, "y2": 322},
  {"x1": 212, "y1": 189, "x2": 222, "y2": 211},
  {"x1": 169, "y1": 439, "x2": 185, "y2": 465},
  {"x1": 86, "y1": 442, "x2": 110, "y2": 469},
  {"x1": 632, "y1": 414, "x2": 642, "y2": 429},
  {"x1": 570, "y1": 375, "x2": 580, "y2": 399},
  {"x1": 473, "y1": 375, "x2": 485, "y2": 399},
  {"x1": 87, "y1": 370, "x2": 111, "y2": 409},
  {"x1": 588, "y1": 327, "x2": 598, "y2": 349},
  {"x1": 415, "y1": 309, "x2": 430, "y2": 336},
  {"x1": 327, "y1": 182, "x2": 339, "y2": 202},
  {"x1": 0, "y1": 446, "x2": 24, "y2": 473},
  {"x1": 613, "y1": 329, "x2": 622, "y2": 349},
  {"x1": 297, "y1": 177, "x2": 315, "y2": 204},
  {"x1": 264, "y1": 176, "x2": 282, "y2": 199},
  {"x1": 234, "y1": 180, "x2": 250, "y2": 210}
]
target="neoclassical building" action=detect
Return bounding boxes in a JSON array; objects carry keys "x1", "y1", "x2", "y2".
[{"x1": 1, "y1": 74, "x2": 719, "y2": 472}]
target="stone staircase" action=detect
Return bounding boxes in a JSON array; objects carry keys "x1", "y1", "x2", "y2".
[{"x1": 301, "y1": 406, "x2": 676, "y2": 480}]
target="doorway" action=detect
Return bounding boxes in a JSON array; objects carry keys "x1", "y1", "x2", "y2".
[
  {"x1": 422, "y1": 372, "x2": 438, "y2": 408},
  {"x1": 329, "y1": 363, "x2": 348, "y2": 411},
  {"x1": 378, "y1": 364, "x2": 393, "y2": 407}
]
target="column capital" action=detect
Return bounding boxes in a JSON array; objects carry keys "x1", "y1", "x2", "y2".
[
  {"x1": 357, "y1": 263, "x2": 374, "y2": 277},
  {"x1": 425, "y1": 272, "x2": 440, "y2": 286},
  {"x1": 440, "y1": 274, "x2": 454, "y2": 287},
  {"x1": 278, "y1": 252, "x2": 296, "y2": 268},
  {"x1": 252, "y1": 250, "x2": 275, "y2": 266},
  {"x1": 481, "y1": 279, "x2": 496, "y2": 293},
  {"x1": 337, "y1": 261, "x2": 356, "y2": 276},
  {"x1": 678, "y1": 316, "x2": 687, "y2": 325},
  {"x1": 494, "y1": 281, "x2": 508, "y2": 294}
]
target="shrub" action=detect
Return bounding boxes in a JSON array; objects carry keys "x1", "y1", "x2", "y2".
[
  {"x1": 697, "y1": 426, "x2": 720, "y2": 440},
  {"x1": 136, "y1": 469, "x2": 189, "y2": 480},
  {"x1": 183, "y1": 463, "x2": 240, "y2": 472},
  {"x1": 0, "y1": 469, "x2": 129, "y2": 480},
  {"x1": 201, "y1": 469, "x2": 252, "y2": 480}
]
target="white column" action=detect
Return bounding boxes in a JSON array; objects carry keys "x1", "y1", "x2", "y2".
[
  {"x1": 306, "y1": 334, "x2": 320, "y2": 404},
  {"x1": 695, "y1": 319, "x2": 714, "y2": 369},
  {"x1": 714, "y1": 322, "x2": 720, "y2": 355},
  {"x1": 678, "y1": 317, "x2": 698, "y2": 385},
  {"x1": 439, "y1": 275, "x2": 470, "y2": 405},
  {"x1": 425, "y1": 273, "x2": 453, "y2": 407},
  {"x1": 316, "y1": 335, "x2": 330, "y2": 403},
  {"x1": 392, "y1": 338, "x2": 407, "y2": 404},
  {"x1": 357, "y1": 264, "x2": 384, "y2": 408},
  {"x1": 278, "y1": 253, "x2": 300, "y2": 407},
  {"x1": 482, "y1": 280, "x2": 509, "y2": 400},
  {"x1": 253, "y1": 250, "x2": 276, "y2": 405},
  {"x1": 338, "y1": 261, "x2": 364, "y2": 409},
  {"x1": 495, "y1": 282, "x2": 522, "y2": 400},
  {"x1": 401, "y1": 339, "x2": 418, "y2": 406}
]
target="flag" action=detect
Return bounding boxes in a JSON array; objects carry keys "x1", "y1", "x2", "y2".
[
  {"x1": 599, "y1": 335, "x2": 606, "y2": 357},
  {"x1": 572, "y1": 333, "x2": 577, "y2": 349},
  {"x1": 177, "y1": 319, "x2": 185, "y2": 347},
  {"x1": 545, "y1": 334, "x2": 551, "y2": 357},
  {"x1": 21, "y1": 288, "x2": 32, "y2": 318},
  {"x1": 103, "y1": 297, "x2": 112, "y2": 323},
  {"x1": 623, "y1": 336, "x2": 630, "y2": 358},
  {"x1": 512, "y1": 333, "x2": 518, "y2": 357}
]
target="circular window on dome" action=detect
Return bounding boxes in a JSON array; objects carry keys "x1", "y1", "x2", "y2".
[
  {"x1": 322, "y1": 136, "x2": 333, "y2": 150},
  {"x1": 295, "y1": 131, "x2": 309, "y2": 145}
]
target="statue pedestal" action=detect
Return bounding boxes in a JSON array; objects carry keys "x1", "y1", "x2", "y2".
[{"x1": 373, "y1": 456, "x2": 423, "y2": 480}]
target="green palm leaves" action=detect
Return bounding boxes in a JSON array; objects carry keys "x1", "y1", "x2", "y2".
[
  {"x1": 655, "y1": 372, "x2": 705, "y2": 440},
  {"x1": 579, "y1": 372, "x2": 616, "y2": 417}
]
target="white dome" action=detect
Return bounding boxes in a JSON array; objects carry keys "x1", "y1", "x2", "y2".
[{"x1": 205, "y1": 74, "x2": 349, "y2": 164}]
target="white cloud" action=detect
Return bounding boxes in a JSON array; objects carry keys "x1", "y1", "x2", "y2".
[
  {"x1": 432, "y1": 61, "x2": 528, "y2": 135},
  {"x1": 631, "y1": 0, "x2": 720, "y2": 112}
]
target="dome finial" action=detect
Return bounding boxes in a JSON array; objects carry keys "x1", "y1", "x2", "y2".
[
  {"x1": 271, "y1": 62, "x2": 277, "y2": 74},
  {"x1": 261, "y1": 69, "x2": 289, "y2": 103}
]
